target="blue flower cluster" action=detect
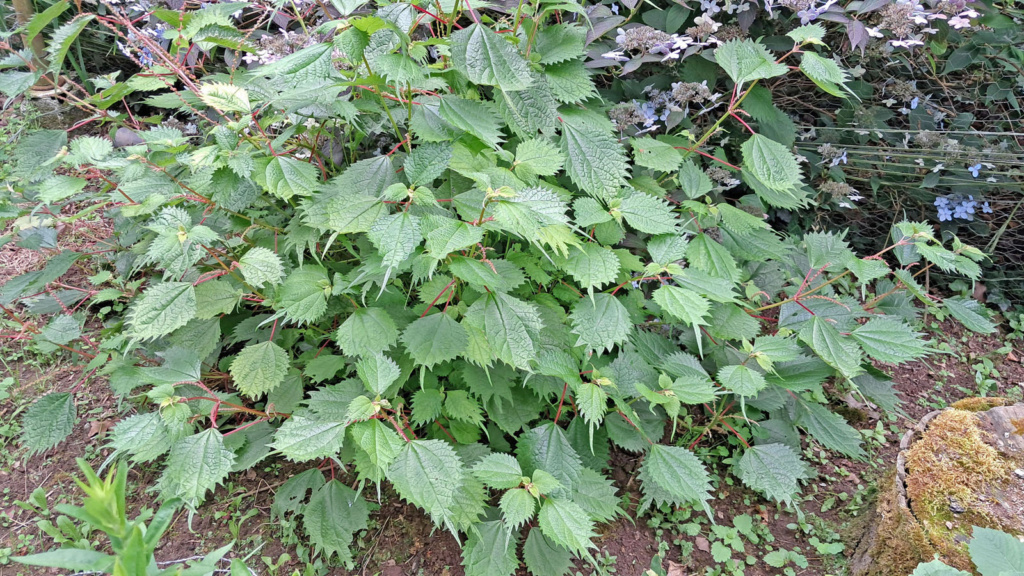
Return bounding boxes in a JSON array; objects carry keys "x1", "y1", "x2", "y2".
[
  {"x1": 934, "y1": 195, "x2": 992, "y2": 222},
  {"x1": 638, "y1": 101, "x2": 670, "y2": 128}
]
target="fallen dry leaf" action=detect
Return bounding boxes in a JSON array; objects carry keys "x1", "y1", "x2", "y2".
[
  {"x1": 695, "y1": 536, "x2": 710, "y2": 553},
  {"x1": 88, "y1": 420, "x2": 112, "y2": 438},
  {"x1": 667, "y1": 560, "x2": 687, "y2": 576}
]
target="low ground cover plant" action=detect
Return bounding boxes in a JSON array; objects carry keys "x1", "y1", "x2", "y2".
[{"x1": 0, "y1": 0, "x2": 1009, "y2": 572}]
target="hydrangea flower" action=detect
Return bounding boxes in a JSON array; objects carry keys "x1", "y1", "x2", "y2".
[
  {"x1": 611, "y1": 2, "x2": 620, "y2": 14},
  {"x1": 968, "y1": 163, "x2": 981, "y2": 177},
  {"x1": 982, "y1": 202, "x2": 993, "y2": 214}
]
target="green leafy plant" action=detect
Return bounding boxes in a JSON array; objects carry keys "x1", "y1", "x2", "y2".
[
  {"x1": 13, "y1": 459, "x2": 249, "y2": 576},
  {"x1": 911, "y1": 526, "x2": 1024, "y2": 575},
  {"x1": 0, "y1": 0, "x2": 1001, "y2": 572}
]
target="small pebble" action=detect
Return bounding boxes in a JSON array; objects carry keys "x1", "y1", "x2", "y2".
[
  {"x1": 1014, "y1": 468, "x2": 1024, "y2": 479},
  {"x1": 949, "y1": 497, "x2": 966, "y2": 514},
  {"x1": 945, "y1": 521, "x2": 954, "y2": 530}
]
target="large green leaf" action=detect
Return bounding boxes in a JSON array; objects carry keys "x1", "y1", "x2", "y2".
[
  {"x1": 388, "y1": 440, "x2": 465, "y2": 527},
  {"x1": 714, "y1": 39, "x2": 788, "y2": 85},
  {"x1": 637, "y1": 444, "x2": 713, "y2": 517},
  {"x1": 303, "y1": 479, "x2": 369, "y2": 562},
  {"x1": 462, "y1": 519, "x2": 519, "y2": 576},
  {"x1": 538, "y1": 498, "x2": 596, "y2": 556},
  {"x1": 230, "y1": 340, "x2": 289, "y2": 398},
  {"x1": 736, "y1": 443, "x2": 811, "y2": 507},
  {"x1": 561, "y1": 117, "x2": 630, "y2": 201},
  {"x1": 271, "y1": 412, "x2": 347, "y2": 462},
  {"x1": 21, "y1": 393, "x2": 76, "y2": 456},
  {"x1": 401, "y1": 313, "x2": 468, "y2": 368},
  {"x1": 851, "y1": 317, "x2": 928, "y2": 364},
  {"x1": 967, "y1": 526, "x2": 1024, "y2": 576},
  {"x1": 450, "y1": 24, "x2": 533, "y2": 90},
  {"x1": 569, "y1": 293, "x2": 632, "y2": 354},
  {"x1": 523, "y1": 529, "x2": 573, "y2": 576},
  {"x1": 155, "y1": 429, "x2": 235, "y2": 506},
  {"x1": 943, "y1": 296, "x2": 996, "y2": 334},
  {"x1": 126, "y1": 282, "x2": 197, "y2": 342},
  {"x1": 798, "y1": 316, "x2": 864, "y2": 379},
  {"x1": 335, "y1": 307, "x2": 399, "y2": 357}
]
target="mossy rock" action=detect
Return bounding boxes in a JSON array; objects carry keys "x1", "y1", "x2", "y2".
[{"x1": 851, "y1": 403, "x2": 1024, "y2": 576}]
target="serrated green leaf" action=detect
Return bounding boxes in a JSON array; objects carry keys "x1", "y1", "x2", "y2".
[
  {"x1": 21, "y1": 393, "x2": 76, "y2": 455},
  {"x1": 402, "y1": 313, "x2": 468, "y2": 368},
  {"x1": 632, "y1": 137, "x2": 683, "y2": 172},
  {"x1": 523, "y1": 529, "x2": 573, "y2": 576},
  {"x1": 514, "y1": 138, "x2": 565, "y2": 178},
  {"x1": 425, "y1": 218, "x2": 485, "y2": 259},
  {"x1": 798, "y1": 316, "x2": 864, "y2": 379},
  {"x1": 462, "y1": 519, "x2": 519, "y2": 576},
  {"x1": 717, "y1": 364, "x2": 767, "y2": 397},
  {"x1": 741, "y1": 134, "x2": 804, "y2": 201},
  {"x1": 943, "y1": 296, "x2": 995, "y2": 334},
  {"x1": 275, "y1": 266, "x2": 329, "y2": 325},
  {"x1": 389, "y1": 439, "x2": 464, "y2": 526},
  {"x1": 638, "y1": 444, "x2": 713, "y2": 517},
  {"x1": 561, "y1": 117, "x2": 630, "y2": 201},
  {"x1": 736, "y1": 443, "x2": 811, "y2": 507},
  {"x1": 561, "y1": 243, "x2": 620, "y2": 291},
  {"x1": 851, "y1": 317, "x2": 928, "y2": 364},
  {"x1": 534, "y1": 23, "x2": 586, "y2": 64},
  {"x1": 156, "y1": 429, "x2": 235, "y2": 506},
  {"x1": 617, "y1": 191, "x2": 678, "y2": 234},
  {"x1": 199, "y1": 82, "x2": 251, "y2": 113},
  {"x1": 500, "y1": 488, "x2": 536, "y2": 530},
  {"x1": 653, "y1": 285, "x2": 710, "y2": 328},
  {"x1": 265, "y1": 156, "x2": 318, "y2": 200},
  {"x1": 368, "y1": 212, "x2": 422, "y2": 270},
  {"x1": 411, "y1": 388, "x2": 445, "y2": 426},
  {"x1": 271, "y1": 412, "x2": 347, "y2": 462},
  {"x1": 238, "y1": 247, "x2": 284, "y2": 288},
  {"x1": 356, "y1": 353, "x2": 400, "y2": 396},
  {"x1": 450, "y1": 24, "x2": 533, "y2": 90},
  {"x1": 108, "y1": 412, "x2": 172, "y2": 463},
  {"x1": 538, "y1": 498, "x2": 596, "y2": 556},
  {"x1": 230, "y1": 341, "x2": 289, "y2": 398},
  {"x1": 715, "y1": 39, "x2": 789, "y2": 85},
  {"x1": 126, "y1": 282, "x2": 197, "y2": 342},
  {"x1": 46, "y1": 16, "x2": 95, "y2": 75},
  {"x1": 472, "y1": 452, "x2": 523, "y2": 489},
  {"x1": 336, "y1": 307, "x2": 399, "y2": 357},
  {"x1": 569, "y1": 293, "x2": 632, "y2": 354},
  {"x1": 516, "y1": 423, "x2": 583, "y2": 495},
  {"x1": 40, "y1": 314, "x2": 80, "y2": 345},
  {"x1": 303, "y1": 479, "x2": 369, "y2": 563},
  {"x1": 799, "y1": 52, "x2": 849, "y2": 97},
  {"x1": 795, "y1": 401, "x2": 865, "y2": 459}
]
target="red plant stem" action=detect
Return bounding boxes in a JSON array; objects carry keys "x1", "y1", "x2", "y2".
[
  {"x1": 421, "y1": 278, "x2": 457, "y2": 318},
  {"x1": 554, "y1": 382, "x2": 569, "y2": 423},
  {"x1": 223, "y1": 418, "x2": 269, "y2": 437},
  {"x1": 617, "y1": 411, "x2": 653, "y2": 445},
  {"x1": 385, "y1": 413, "x2": 411, "y2": 442},
  {"x1": 729, "y1": 111, "x2": 756, "y2": 134},
  {"x1": 673, "y1": 146, "x2": 741, "y2": 171},
  {"x1": 386, "y1": 136, "x2": 411, "y2": 156},
  {"x1": 435, "y1": 419, "x2": 457, "y2": 443},
  {"x1": 720, "y1": 420, "x2": 751, "y2": 448}
]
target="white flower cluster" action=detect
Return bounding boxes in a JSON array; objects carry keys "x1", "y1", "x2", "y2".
[{"x1": 602, "y1": 15, "x2": 725, "y2": 63}]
